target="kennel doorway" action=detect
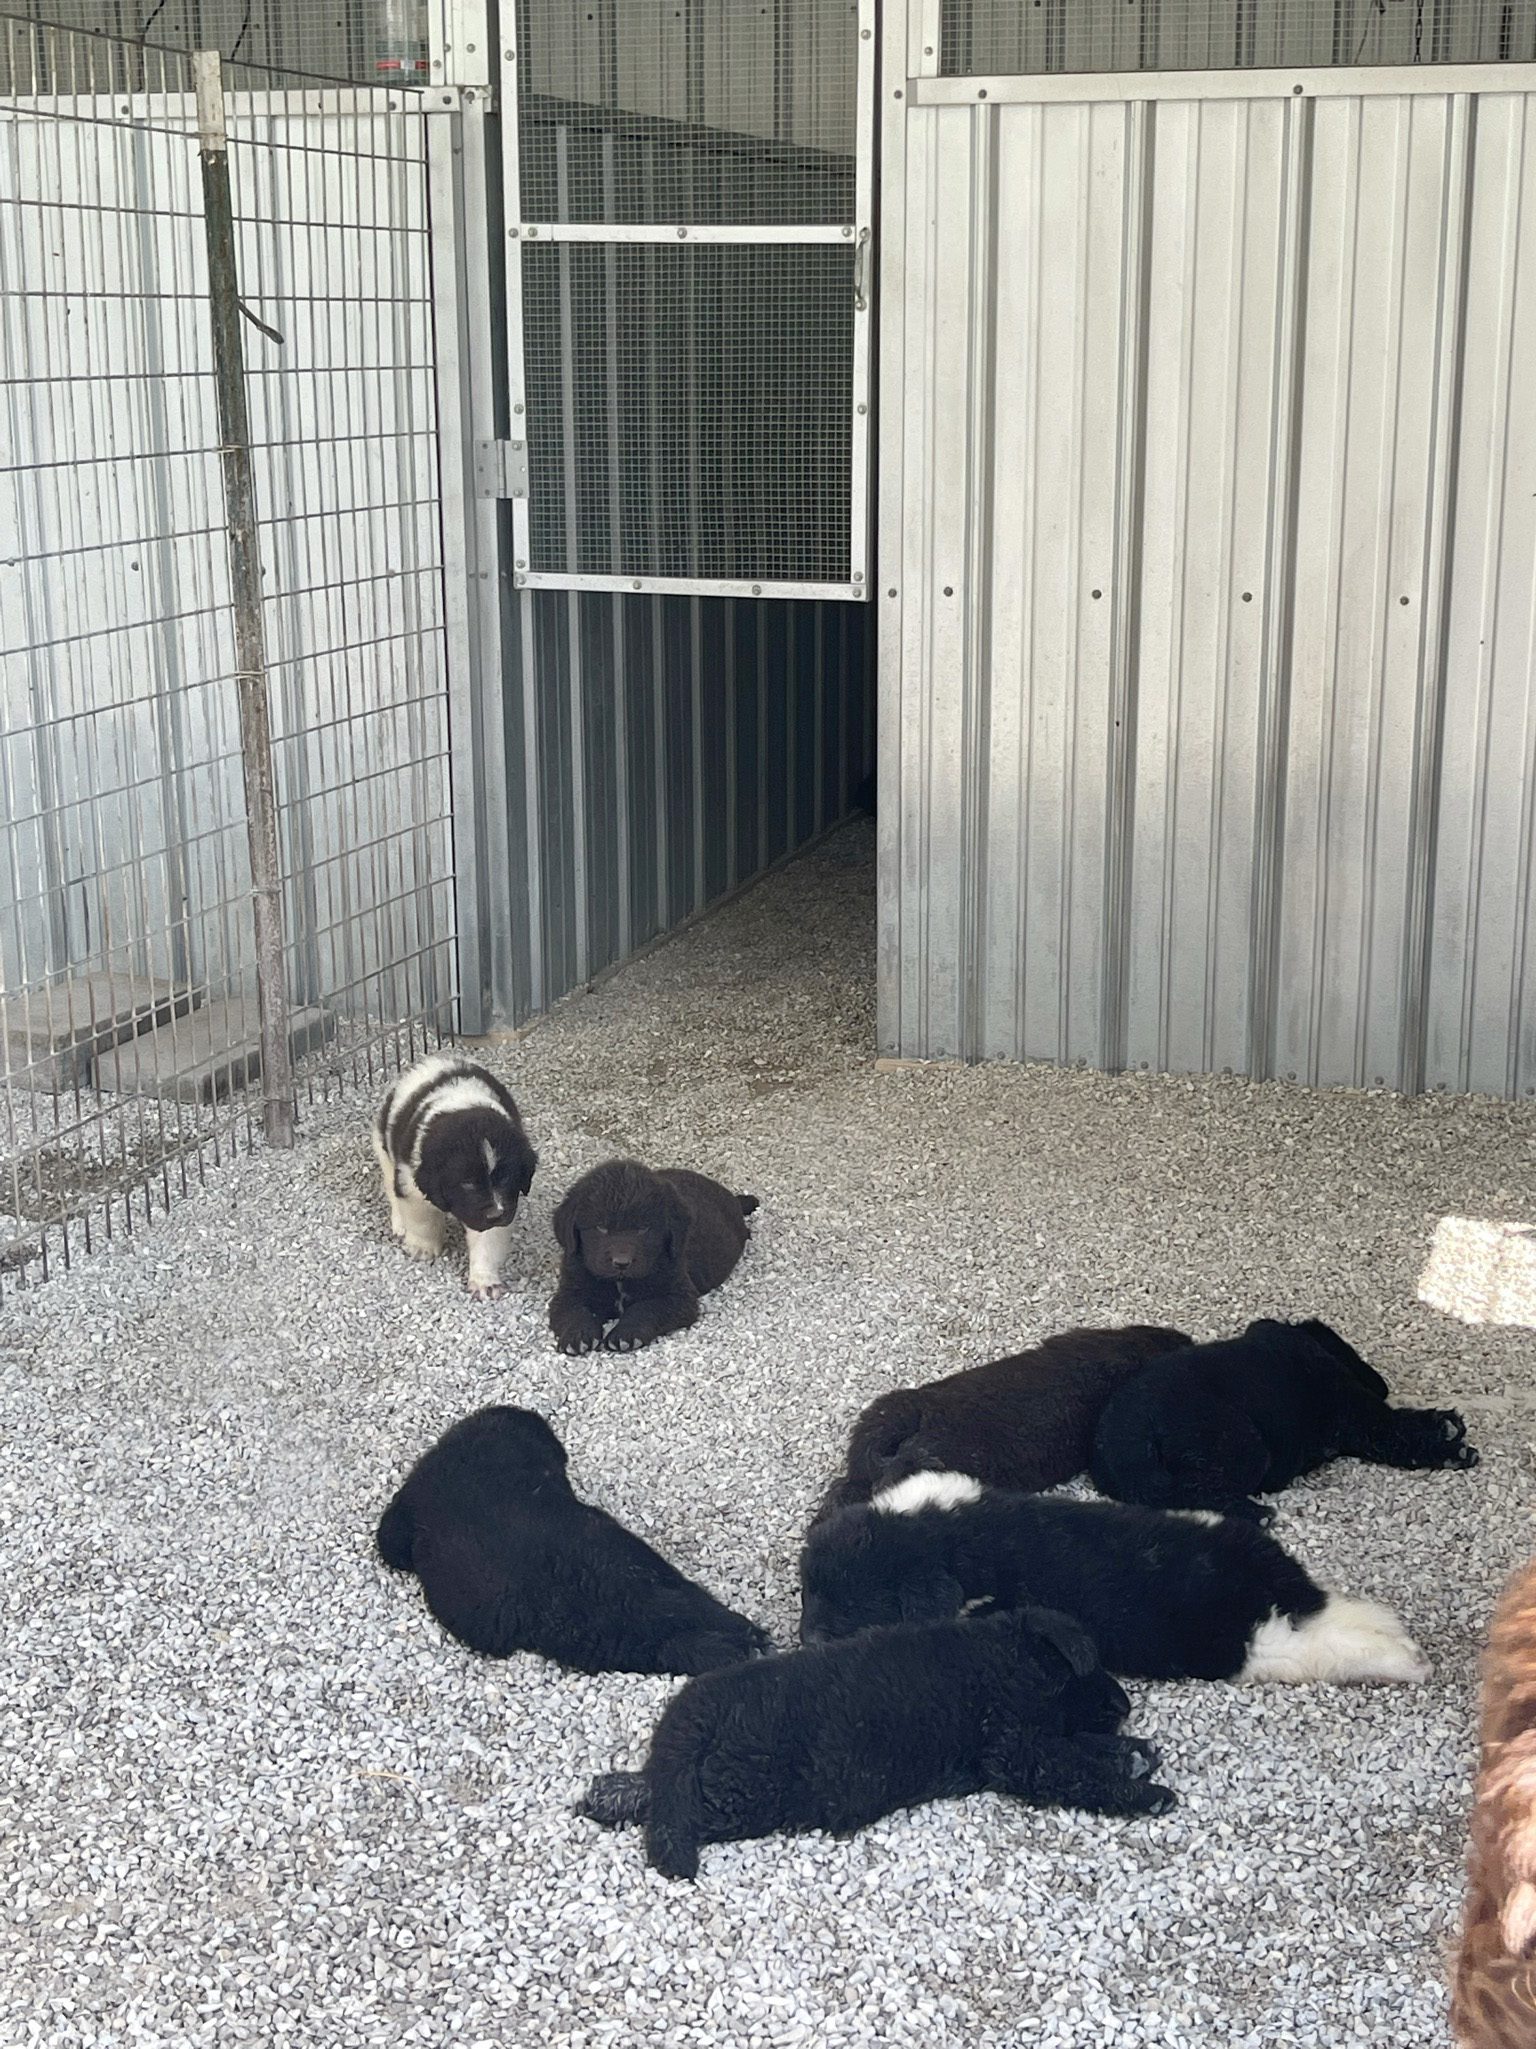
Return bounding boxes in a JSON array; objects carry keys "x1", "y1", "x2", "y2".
[{"x1": 449, "y1": 0, "x2": 879, "y2": 1033}]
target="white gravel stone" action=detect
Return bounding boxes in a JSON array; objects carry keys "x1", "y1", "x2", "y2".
[{"x1": 2, "y1": 821, "x2": 1533, "y2": 2047}]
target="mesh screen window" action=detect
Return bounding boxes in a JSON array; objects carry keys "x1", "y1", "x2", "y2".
[
  {"x1": 522, "y1": 242, "x2": 855, "y2": 584},
  {"x1": 940, "y1": 0, "x2": 1536, "y2": 74}
]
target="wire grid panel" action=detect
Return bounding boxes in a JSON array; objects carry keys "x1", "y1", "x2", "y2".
[
  {"x1": 0, "y1": 1, "x2": 433, "y2": 88},
  {"x1": 937, "y1": 0, "x2": 1536, "y2": 74},
  {"x1": 0, "y1": 18, "x2": 454, "y2": 1290},
  {"x1": 515, "y1": 0, "x2": 857, "y2": 225},
  {"x1": 522, "y1": 240, "x2": 855, "y2": 582},
  {"x1": 507, "y1": 0, "x2": 870, "y2": 594}
]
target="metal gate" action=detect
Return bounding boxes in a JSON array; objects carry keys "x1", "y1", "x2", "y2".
[
  {"x1": 879, "y1": 13, "x2": 1536, "y2": 1096},
  {"x1": 498, "y1": 0, "x2": 875, "y2": 602}
]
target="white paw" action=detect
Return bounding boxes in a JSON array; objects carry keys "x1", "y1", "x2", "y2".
[
  {"x1": 467, "y1": 1281, "x2": 507, "y2": 1302},
  {"x1": 401, "y1": 1235, "x2": 443, "y2": 1262}
]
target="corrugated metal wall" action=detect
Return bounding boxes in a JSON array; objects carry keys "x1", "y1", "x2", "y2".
[
  {"x1": 489, "y1": 587, "x2": 873, "y2": 1024},
  {"x1": 880, "y1": 73, "x2": 1536, "y2": 1098}
]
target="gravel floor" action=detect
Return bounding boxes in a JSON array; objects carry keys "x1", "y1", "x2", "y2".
[{"x1": 4, "y1": 820, "x2": 1535, "y2": 2049}]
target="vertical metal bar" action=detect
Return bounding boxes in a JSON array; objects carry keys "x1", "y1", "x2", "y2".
[{"x1": 194, "y1": 50, "x2": 294, "y2": 1147}]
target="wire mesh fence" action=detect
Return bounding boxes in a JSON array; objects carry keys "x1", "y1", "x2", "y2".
[
  {"x1": 0, "y1": 13, "x2": 454, "y2": 1290},
  {"x1": 938, "y1": 0, "x2": 1536, "y2": 74}
]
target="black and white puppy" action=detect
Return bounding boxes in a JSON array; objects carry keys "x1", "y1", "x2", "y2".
[
  {"x1": 798, "y1": 1473, "x2": 1430, "y2": 1686},
  {"x1": 577, "y1": 1603, "x2": 1172, "y2": 1880},
  {"x1": 549, "y1": 1159, "x2": 757, "y2": 1354},
  {"x1": 1090, "y1": 1316, "x2": 1478, "y2": 1524},
  {"x1": 376, "y1": 1404, "x2": 769, "y2": 1676},
  {"x1": 373, "y1": 1054, "x2": 537, "y2": 1300}
]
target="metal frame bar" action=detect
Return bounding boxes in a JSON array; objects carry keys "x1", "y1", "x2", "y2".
[
  {"x1": 429, "y1": 0, "x2": 492, "y2": 91},
  {"x1": 515, "y1": 571, "x2": 867, "y2": 600},
  {"x1": 910, "y1": 61, "x2": 1536, "y2": 106},
  {"x1": 512, "y1": 222, "x2": 857, "y2": 242},
  {"x1": 9, "y1": 88, "x2": 471, "y2": 117}
]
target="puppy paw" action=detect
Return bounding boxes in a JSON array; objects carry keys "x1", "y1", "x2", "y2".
[
  {"x1": 401, "y1": 1234, "x2": 443, "y2": 1263},
  {"x1": 553, "y1": 1312, "x2": 604, "y2": 1356},
  {"x1": 1222, "y1": 1496, "x2": 1275, "y2": 1528},
  {"x1": 1137, "y1": 1782, "x2": 1177, "y2": 1817},
  {"x1": 468, "y1": 1281, "x2": 508, "y2": 1303},
  {"x1": 602, "y1": 1331, "x2": 651, "y2": 1354},
  {"x1": 1434, "y1": 1411, "x2": 1479, "y2": 1466}
]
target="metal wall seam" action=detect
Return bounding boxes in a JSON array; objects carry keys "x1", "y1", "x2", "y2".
[{"x1": 1427, "y1": 92, "x2": 1536, "y2": 1099}]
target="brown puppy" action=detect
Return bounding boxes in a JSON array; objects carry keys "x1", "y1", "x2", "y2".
[
  {"x1": 811, "y1": 1324, "x2": 1193, "y2": 1524},
  {"x1": 548, "y1": 1159, "x2": 757, "y2": 1355},
  {"x1": 1455, "y1": 1554, "x2": 1536, "y2": 2047}
]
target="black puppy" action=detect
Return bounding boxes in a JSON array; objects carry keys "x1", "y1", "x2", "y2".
[
  {"x1": 549, "y1": 1159, "x2": 757, "y2": 1355},
  {"x1": 376, "y1": 1405, "x2": 767, "y2": 1676},
  {"x1": 812, "y1": 1323, "x2": 1193, "y2": 1523},
  {"x1": 577, "y1": 1604, "x2": 1172, "y2": 1879},
  {"x1": 1090, "y1": 1316, "x2": 1477, "y2": 1524},
  {"x1": 799, "y1": 1476, "x2": 1429, "y2": 1685}
]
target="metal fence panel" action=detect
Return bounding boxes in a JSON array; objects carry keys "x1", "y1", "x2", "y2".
[{"x1": 0, "y1": 20, "x2": 454, "y2": 1285}]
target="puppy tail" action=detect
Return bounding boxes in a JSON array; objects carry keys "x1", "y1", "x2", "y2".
[
  {"x1": 1240, "y1": 1591, "x2": 1430, "y2": 1685},
  {"x1": 578, "y1": 1771, "x2": 650, "y2": 1830},
  {"x1": 375, "y1": 1497, "x2": 415, "y2": 1573},
  {"x1": 737, "y1": 1194, "x2": 759, "y2": 1217}
]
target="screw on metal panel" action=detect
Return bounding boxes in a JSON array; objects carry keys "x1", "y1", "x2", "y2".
[
  {"x1": 853, "y1": 571, "x2": 864, "y2": 581},
  {"x1": 752, "y1": 584, "x2": 763, "y2": 595},
  {"x1": 863, "y1": 28, "x2": 873, "y2": 37},
  {"x1": 513, "y1": 488, "x2": 524, "y2": 498},
  {"x1": 1242, "y1": 590, "x2": 1253, "y2": 601},
  {"x1": 677, "y1": 226, "x2": 688, "y2": 238},
  {"x1": 1293, "y1": 82, "x2": 1303, "y2": 92},
  {"x1": 894, "y1": 89, "x2": 903, "y2": 97},
  {"x1": 527, "y1": 226, "x2": 538, "y2": 237},
  {"x1": 924, "y1": 44, "x2": 934, "y2": 53},
  {"x1": 516, "y1": 575, "x2": 527, "y2": 586},
  {"x1": 943, "y1": 585, "x2": 954, "y2": 596},
  {"x1": 1400, "y1": 594, "x2": 1411, "y2": 605},
  {"x1": 515, "y1": 558, "x2": 526, "y2": 569},
  {"x1": 509, "y1": 227, "x2": 520, "y2": 237},
  {"x1": 467, "y1": 42, "x2": 476, "y2": 51},
  {"x1": 1091, "y1": 588, "x2": 1102, "y2": 599},
  {"x1": 633, "y1": 581, "x2": 642, "y2": 590},
  {"x1": 512, "y1": 442, "x2": 523, "y2": 451},
  {"x1": 888, "y1": 588, "x2": 897, "y2": 597},
  {"x1": 842, "y1": 225, "x2": 853, "y2": 236},
  {"x1": 857, "y1": 403, "x2": 867, "y2": 414},
  {"x1": 978, "y1": 88, "x2": 988, "y2": 97},
  {"x1": 505, "y1": 49, "x2": 515, "y2": 61},
  {"x1": 514, "y1": 403, "x2": 524, "y2": 414}
]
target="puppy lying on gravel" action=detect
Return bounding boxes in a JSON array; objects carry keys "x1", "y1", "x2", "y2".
[
  {"x1": 811, "y1": 1322, "x2": 1194, "y2": 1523},
  {"x1": 1090, "y1": 1316, "x2": 1477, "y2": 1524},
  {"x1": 799, "y1": 1474, "x2": 1430, "y2": 1686},
  {"x1": 548, "y1": 1159, "x2": 757, "y2": 1354},
  {"x1": 376, "y1": 1405, "x2": 768, "y2": 1676},
  {"x1": 577, "y1": 1605, "x2": 1173, "y2": 1879},
  {"x1": 373, "y1": 1053, "x2": 537, "y2": 1300}
]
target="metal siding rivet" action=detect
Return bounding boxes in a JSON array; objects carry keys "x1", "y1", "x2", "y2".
[
  {"x1": 1293, "y1": 82, "x2": 1304, "y2": 93},
  {"x1": 842, "y1": 225, "x2": 853, "y2": 237},
  {"x1": 514, "y1": 403, "x2": 524, "y2": 414},
  {"x1": 978, "y1": 88, "x2": 988, "y2": 98},
  {"x1": 505, "y1": 49, "x2": 516, "y2": 62},
  {"x1": 857, "y1": 402, "x2": 867, "y2": 415},
  {"x1": 1091, "y1": 588, "x2": 1102, "y2": 599},
  {"x1": 887, "y1": 588, "x2": 897, "y2": 597},
  {"x1": 943, "y1": 585, "x2": 954, "y2": 596},
  {"x1": 862, "y1": 29, "x2": 873, "y2": 39},
  {"x1": 509, "y1": 227, "x2": 520, "y2": 237},
  {"x1": 924, "y1": 44, "x2": 934, "y2": 53},
  {"x1": 513, "y1": 488, "x2": 524, "y2": 498},
  {"x1": 633, "y1": 580, "x2": 642, "y2": 590},
  {"x1": 527, "y1": 226, "x2": 538, "y2": 237},
  {"x1": 466, "y1": 42, "x2": 475, "y2": 52},
  {"x1": 852, "y1": 571, "x2": 864, "y2": 582},
  {"x1": 1400, "y1": 594, "x2": 1411, "y2": 605},
  {"x1": 515, "y1": 575, "x2": 527, "y2": 586},
  {"x1": 515, "y1": 558, "x2": 526, "y2": 569},
  {"x1": 1242, "y1": 590, "x2": 1253, "y2": 601},
  {"x1": 894, "y1": 89, "x2": 903, "y2": 98},
  {"x1": 752, "y1": 584, "x2": 763, "y2": 595},
  {"x1": 677, "y1": 226, "x2": 687, "y2": 238}
]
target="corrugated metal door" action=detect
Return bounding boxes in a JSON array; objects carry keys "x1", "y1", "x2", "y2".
[{"x1": 879, "y1": 52, "x2": 1536, "y2": 1098}]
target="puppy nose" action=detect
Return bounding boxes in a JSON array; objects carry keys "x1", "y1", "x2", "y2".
[{"x1": 608, "y1": 1250, "x2": 633, "y2": 1272}]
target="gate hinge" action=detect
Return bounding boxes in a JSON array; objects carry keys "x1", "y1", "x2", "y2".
[{"x1": 475, "y1": 438, "x2": 528, "y2": 499}]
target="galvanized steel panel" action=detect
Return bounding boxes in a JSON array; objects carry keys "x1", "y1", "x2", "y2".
[{"x1": 882, "y1": 67, "x2": 1536, "y2": 1098}]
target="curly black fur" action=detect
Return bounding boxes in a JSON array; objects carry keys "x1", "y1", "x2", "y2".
[
  {"x1": 376, "y1": 1405, "x2": 768, "y2": 1676},
  {"x1": 548, "y1": 1159, "x2": 757, "y2": 1355},
  {"x1": 799, "y1": 1485, "x2": 1333, "y2": 1681},
  {"x1": 1089, "y1": 1316, "x2": 1478, "y2": 1523},
  {"x1": 811, "y1": 1323, "x2": 1194, "y2": 1524},
  {"x1": 576, "y1": 1605, "x2": 1173, "y2": 1879}
]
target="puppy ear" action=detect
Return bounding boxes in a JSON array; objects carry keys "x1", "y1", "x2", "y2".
[
  {"x1": 897, "y1": 1568, "x2": 963, "y2": 1624},
  {"x1": 663, "y1": 1194, "x2": 691, "y2": 1263},
  {"x1": 1017, "y1": 1603, "x2": 1102, "y2": 1679},
  {"x1": 551, "y1": 1190, "x2": 579, "y2": 1255}
]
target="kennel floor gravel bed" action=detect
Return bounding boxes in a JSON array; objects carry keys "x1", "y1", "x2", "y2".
[{"x1": 4, "y1": 822, "x2": 1534, "y2": 2049}]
